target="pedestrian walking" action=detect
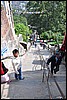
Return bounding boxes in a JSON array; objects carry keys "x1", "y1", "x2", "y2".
[
  {"x1": 12, "y1": 49, "x2": 24, "y2": 80},
  {"x1": 46, "y1": 51, "x2": 62, "y2": 75},
  {"x1": 34, "y1": 41, "x2": 37, "y2": 48}
]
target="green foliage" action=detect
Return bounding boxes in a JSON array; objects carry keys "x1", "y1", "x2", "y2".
[
  {"x1": 14, "y1": 23, "x2": 32, "y2": 42},
  {"x1": 40, "y1": 30, "x2": 64, "y2": 44},
  {"x1": 12, "y1": 1, "x2": 66, "y2": 43},
  {"x1": 40, "y1": 31, "x2": 49, "y2": 40},
  {"x1": 13, "y1": 15, "x2": 27, "y2": 26},
  {"x1": 58, "y1": 36, "x2": 64, "y2": 41},
  {"x1": 26, "y1": 1, "x2": 66, "y2": 34},
  {"x1": 48, "y1": 41, "x2": 57, "y2": 46},
  {"x1": 13, "y1": 14, "x2": 32, "y2": 42}
]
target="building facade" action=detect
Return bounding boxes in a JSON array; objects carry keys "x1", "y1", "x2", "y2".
[{"x1": 1, "y1": 1, "x2": 25, "y2": 73}]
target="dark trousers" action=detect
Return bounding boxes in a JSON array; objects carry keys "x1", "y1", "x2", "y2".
[
  {"x1": 51, "y1": 65, "x2": 59, "y2": 74},
  {"x1": 15, "y1": 67, "x2": 23, "y2": 80}
]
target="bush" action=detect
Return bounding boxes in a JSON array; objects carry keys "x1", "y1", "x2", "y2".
[
  {"x1": 40, "y1": 31, "x2": 49, "y2": 40},
  {"x1": 58, "y1": 36, "x2": 64, "y2": 41},
  {"x1": 14, "y1": 23, "x2": 32, "y2": 42},
  {"x1": 48, "y1": 41, "x2": 57, "y2": 46}
]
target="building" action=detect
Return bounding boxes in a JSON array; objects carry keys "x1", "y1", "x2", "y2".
[
  {"x1": 1, "y1": 1, "x2": 18, "y2": 56},
  {"x1": 1, "y1": 1, "x2": 25, "y2": 72},
  {"x1": 11, "y1": 1, "x2": 28, "y2": 14}
]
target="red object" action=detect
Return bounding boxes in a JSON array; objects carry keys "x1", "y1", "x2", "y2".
[
  {"x1": 60, "y1": 33, "x2": 66, "y2": 51},
  {"x1": 1, "y1": 62, "x2": 8, "y2": 75},
  {"x1": 62, "y1": 33, "x2": 66, "y2": 45},
  {"x1": 1, "y1": 62, "x2": 4, "y2": 75},
  {"x1": 60, "y1": 44, "x2": 65, "y2": 51}
]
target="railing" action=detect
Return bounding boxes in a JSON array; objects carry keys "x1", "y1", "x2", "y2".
[{"x1": 37, "y1": 45, "x2": 66, "y2": 99}]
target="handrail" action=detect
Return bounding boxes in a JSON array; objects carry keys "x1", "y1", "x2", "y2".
[
  {"x1": 38, "y1": 46, "x2": 53, "y2": 99},
  {"x1": 38, "y1": 45, "x2": 66, "y2": 99}
]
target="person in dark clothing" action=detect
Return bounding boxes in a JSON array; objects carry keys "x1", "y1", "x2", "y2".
[
  {"x1": 34, "y1": 42, "x2": 37, "y2": 48},
  {"x1": 46, "y1": 52, "x2": 62, "y2": 74}
]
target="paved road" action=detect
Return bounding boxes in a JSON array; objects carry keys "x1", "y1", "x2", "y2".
[{"x1": 1, "y1": 44, "x2": 66, "y2": 99}]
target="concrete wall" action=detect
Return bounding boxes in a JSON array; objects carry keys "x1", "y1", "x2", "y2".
[
  {"x1": 1, "y1": 5, "x2": 10, "y2": 38},
  {"x1": 1, "y1": 2, "x2": 25, "y2": 71}
]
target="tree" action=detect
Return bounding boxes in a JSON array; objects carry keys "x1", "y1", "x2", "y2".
[
  {"x1": 40, "y1": 31, "x2": 49, "y2": 40},
  {"x1": 25, "y1": 1, "x2": 66, "y2": 34},
  {"x1": 12, "y1": 1, "x2": 66, "y2": 42},
  {"x1": 13, "y1": 12, "x2": 32, "y2": 42},
  {"x1": 14, "y1": 23, "x2": 32, "y2": 42},
  {"x1": 13, "y1": 15, "x2": 28, "y2": 26}
]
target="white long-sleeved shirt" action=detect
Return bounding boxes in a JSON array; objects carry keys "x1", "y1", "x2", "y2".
[{"x1": 12, "y1": 56, "x2": 22, "y2": 74}]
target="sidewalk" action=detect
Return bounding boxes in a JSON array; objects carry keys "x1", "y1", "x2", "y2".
[{"x1": 1, "y1": 44, "x2": 66, "y2": 99}]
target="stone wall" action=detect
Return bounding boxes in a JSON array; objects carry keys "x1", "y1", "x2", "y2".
[
  {"x1": 1, "y1": 6, "x2": 9, "y2": 38},
  {"x1": 1, "y1": 3, "x2": 25, "y2": 71},
  {"x1": 1, "y1": 2, "x2": 25, "y2": 53}
]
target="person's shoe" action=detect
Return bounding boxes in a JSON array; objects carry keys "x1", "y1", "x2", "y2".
[
  {"x1": 56, "y1": 69, "x2": 59, "y2": 72},
  {"x1": 54, "y1": 71, "x2": 56, "y2": 74},
  {"x1": 19, "y1": 77, "x2": 25, "y2": 80},
  {"x1": 54, "y1": 70, "x2": 56, "y2": 74},
  {"x1": 55, "y1": 69, "x2": 59, "y2": 73},
  {"x1": 15, "y1": 78, "x2": 19, "y2": 80}
]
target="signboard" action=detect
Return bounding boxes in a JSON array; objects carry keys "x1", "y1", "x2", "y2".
[{"x1": 1, "y1": 47, "x2": 8, "y2": 56}]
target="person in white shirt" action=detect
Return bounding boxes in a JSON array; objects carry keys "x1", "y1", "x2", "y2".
[{"x1": 12, "y1": 49, "x2": 24, "y2": 80}]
